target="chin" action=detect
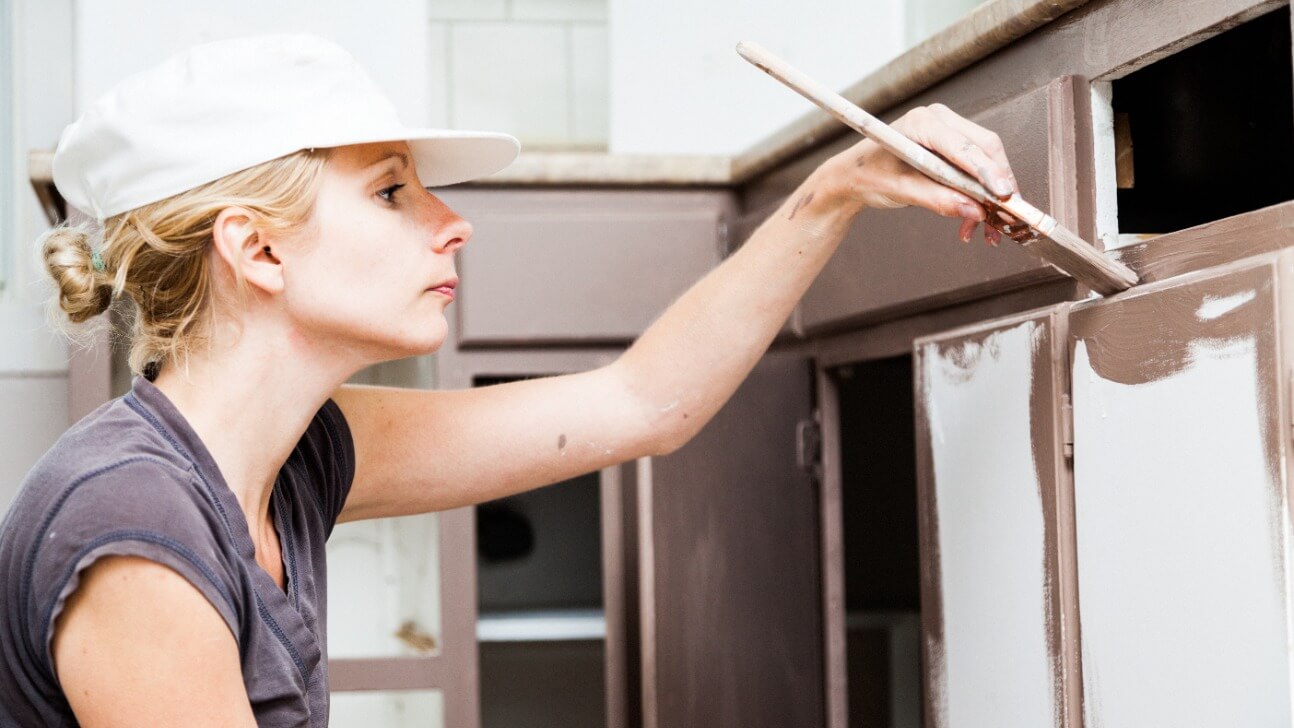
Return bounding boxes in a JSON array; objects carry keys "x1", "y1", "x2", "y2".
[{"x1": 397, "y1": 320, "x2": 449, "y2": 357}]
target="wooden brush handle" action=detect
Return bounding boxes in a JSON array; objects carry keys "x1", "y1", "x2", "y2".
[
  {"x1": 736, "y1": 40, "x2": 998, "y2": 206},
  {"x1": 736, "y1": 40, "x2": 1140, "y2": 295}
]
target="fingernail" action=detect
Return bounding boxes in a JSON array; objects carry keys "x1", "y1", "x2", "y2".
[
  {"x1": 994, "y1": 179, "x2": 1013, "y2": 197},
  {"x1": 958, "y1": 203, "x2": 981, "y2": 220}
]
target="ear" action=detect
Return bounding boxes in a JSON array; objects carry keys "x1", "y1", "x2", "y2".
[{"x1": 211, "y1": 206, "x2": 284, "y2": 296}]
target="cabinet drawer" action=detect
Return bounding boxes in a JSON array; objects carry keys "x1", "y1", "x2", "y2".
[
  {"x1": 800, "y1": 76, "x2": 1088, "y2": 333},
  {"x1": 435, "y1": 189, "x2": 734, "y2": 346}
]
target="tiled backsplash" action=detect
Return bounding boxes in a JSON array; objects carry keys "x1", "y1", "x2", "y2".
[{"x1": 430, "y1": 0, "x2": 608, "y2": 150}]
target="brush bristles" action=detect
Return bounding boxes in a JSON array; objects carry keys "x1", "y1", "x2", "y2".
[{"x1": 1021, "y1": 223, "x2": 1139, "y2": 295}]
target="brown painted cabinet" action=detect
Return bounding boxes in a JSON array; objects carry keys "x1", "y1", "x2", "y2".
[
  {"x1": 331, "y1": 2, "x2": 1294, "y2": 726},
  {"x1": 35, "y1": 1, "x2": 1294, "y2": 726},
  {"x1": 436, "y1": 189, "x2": 736, "y2": 347},
  {"x1": 1066, "y1": 253, "x2": 1294, "y2": 727},
  {"x1": 911, "y1": 306, "x2": 1079, "y2": 727},
  {"x1": 796, "y1": 75, "x2": 1089, "y2": 334},
  {"x1": 905, "y1": 251, "x2": 1294, "y2": 728},
  {"x1": 640, "y1": 353, "x2": 823, "y2": 728}
]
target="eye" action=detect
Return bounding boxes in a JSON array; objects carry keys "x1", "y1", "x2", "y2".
[{"x1": 377, "y1": 183, "x2": 406, "y2": 204}]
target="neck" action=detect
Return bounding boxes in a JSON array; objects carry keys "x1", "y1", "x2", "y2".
[{"x1": 151, "y1": 321, "x2": 360, "y2": 542}]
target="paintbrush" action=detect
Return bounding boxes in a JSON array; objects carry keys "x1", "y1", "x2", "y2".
[{"x1": 736, "y1": 41, "x2": 1138, "y2": 295}]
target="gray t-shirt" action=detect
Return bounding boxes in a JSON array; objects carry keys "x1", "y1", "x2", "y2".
[{"x1": 0, "y1": 375, "x2": 355, "y2": 727}]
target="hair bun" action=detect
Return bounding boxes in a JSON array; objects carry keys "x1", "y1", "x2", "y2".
[{"x1": 41, "y1": 225, "x2": 113, "y2": 323}]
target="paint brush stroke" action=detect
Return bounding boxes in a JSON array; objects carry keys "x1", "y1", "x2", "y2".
[
  {"x1": 1069, "y1": 264, "x2": 1289, "y2": 727},
  {"x1": 922, "y1": 320, "x2": 1057, "y2": 727},
  {"x1": 1072, "y1": 278, "x2": 1269, "y2": 386}
]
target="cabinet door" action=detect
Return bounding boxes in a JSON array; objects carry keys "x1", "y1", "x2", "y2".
[
  {"x1": 637, "y1": 353, "x2": 822, "y2": 728},
  {"x1": 913, "y1": 305, "x2": 1079, "y2": 728},
  {"x1": 801, "y1": 76, "x2": 1090, "y2": 333},
  {"x1": 1069, "y1": 254, "x2": 1294, "y2": 727}
]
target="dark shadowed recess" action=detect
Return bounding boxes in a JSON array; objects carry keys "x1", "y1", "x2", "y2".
[{"x1": 1114, "y1": 5, "x2": 1293, "y2": 234}]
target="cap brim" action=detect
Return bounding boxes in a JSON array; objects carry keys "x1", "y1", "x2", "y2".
[{"x1": 335, "y1": 128, "x2": 521, "y2": 187}]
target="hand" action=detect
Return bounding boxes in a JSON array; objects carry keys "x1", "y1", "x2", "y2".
[{"x1": 817, "y1": 103, "x2": 1020, "y2": 246}]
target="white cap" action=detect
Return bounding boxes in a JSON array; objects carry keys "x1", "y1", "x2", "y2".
[{"x1": 52, "y1": 33, "x2": 521, "y2": 221}]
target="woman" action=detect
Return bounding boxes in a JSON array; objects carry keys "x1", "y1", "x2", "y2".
[{"x1": 0, "y1": 33, "x2": 1016, "y2": 726}]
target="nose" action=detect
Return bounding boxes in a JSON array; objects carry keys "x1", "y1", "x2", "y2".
[
  {"x1": 429, "y1": 199, "x2": 473, "y2": 254},
  {"x1": 436, "y1": 215, "x2": 472, "y2": 254}
]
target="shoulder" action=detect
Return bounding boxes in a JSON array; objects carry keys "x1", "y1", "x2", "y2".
[
  {"x1": 51, "y1": 554, "x2": 255, "y2": 727},
  {"x1": 1, "y1": 400, "x2": 243, "y2": 676},
  {"x1": 11, "y1": 397, "x2": 221, "y2": 552}
]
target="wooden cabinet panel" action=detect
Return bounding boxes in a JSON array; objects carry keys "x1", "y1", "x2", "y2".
[
  {"x1": 640, "y1": 353, "x2": 822, "y2": 728},
  {"x1": 800, "y1": 77, "x2": 1090, "y2": 334},
  {"x1": 913, "y1": 306, "x2": 1079, "y2": 728},
  {"x1": 1068, "y1": 255, "x2": 1293, "y2": 726},
  {"x1": 434, "y1": 189, "x2": 734, "y2": 346}
]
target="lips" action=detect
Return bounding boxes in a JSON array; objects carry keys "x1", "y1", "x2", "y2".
[{"x1": 428, "y1": 277, "x2": 458, "y2": 301}]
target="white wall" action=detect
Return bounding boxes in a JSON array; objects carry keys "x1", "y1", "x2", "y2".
[
  {"x1": 606, "y1": 0, "x2": 982, "y2": 155},
  {"x1": 607, "y1": 0, "x2": 904, "y2": 155},
  {"x1": 1, "y1": 0, "x2": 75, "y2": 511},
  {"x1": 76, "y1": 0, "x2": 607, "y2": 150}
]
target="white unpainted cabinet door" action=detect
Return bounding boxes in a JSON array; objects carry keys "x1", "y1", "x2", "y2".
[
  {"x1": 1069, "y1": 253, "x2": 1294, "y2": 727},
  {"x1": 913, "y1": 305, "x2": 1079, "y2": 728}
]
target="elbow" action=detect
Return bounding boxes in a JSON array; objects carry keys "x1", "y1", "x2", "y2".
[
  {"x1": 641, "y1": 405, "x2": 701, "y2": 457},
  {"x1": 649, "y1": 428, "x2": 687, "y2": 457}
]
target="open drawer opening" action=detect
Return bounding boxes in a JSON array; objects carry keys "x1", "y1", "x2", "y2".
[
  {"x1": 832, "y1": 356, "x2": 923, "y2": 727},
  {"x1": 1096, "y1": 5, "x2": 1293, "y2": 247}
]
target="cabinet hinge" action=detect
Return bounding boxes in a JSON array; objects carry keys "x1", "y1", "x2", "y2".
[
  {"x1": 796, "y1": 415, "x2": 823, "y2": 475},
  {"x1": 1061, "y1": 393, "x2": 1074, "y2": 459}
]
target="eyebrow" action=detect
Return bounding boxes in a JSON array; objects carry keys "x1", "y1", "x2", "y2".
[{"x1": 367, "y1": 151, "x2": 411, "y2": 171}]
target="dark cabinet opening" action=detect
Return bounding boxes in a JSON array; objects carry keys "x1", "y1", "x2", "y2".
[
  {"x1": 833, "y1": 356, "x2": 923, "y2": 728},
  {"x1": 472, "y1": 376, "x2": 606, "y2": 728},
  {"x1": 1111, "y1": 5, "x2": 1293, "y2": 235}
]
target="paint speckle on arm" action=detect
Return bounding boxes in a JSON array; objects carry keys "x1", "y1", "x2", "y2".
[{"x1": 558, "y1": 434, "x2": 567, "y2": 450}]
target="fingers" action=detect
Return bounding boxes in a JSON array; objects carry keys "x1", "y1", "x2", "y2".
[
  {"x1": 881, "y1": 168, "x2": 984, "y2": 221},
  {"x1": 902, "y1": 104, "x2": 1017, "y2": 200},
  {"x1": 958, "y1": 218, "x2": 1002, "y2": 246}
]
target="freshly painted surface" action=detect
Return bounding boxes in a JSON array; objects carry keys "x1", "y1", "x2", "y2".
[
  {"x1": 920, "y1": 320, "x2": 1057, "y2": 726},
  {"x1": 1070, "y1": 265, "x2": 1291, "y2": 726}
]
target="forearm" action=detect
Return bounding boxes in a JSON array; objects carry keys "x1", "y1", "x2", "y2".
[
  {"x1": 611, "y1": 104, "x2": 1019, "y2": 455},
  {"x1": 614, "y1": 169, "x2": 862, "y2": 452}
]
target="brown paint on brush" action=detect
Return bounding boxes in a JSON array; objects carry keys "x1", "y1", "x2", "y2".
[{"x1": 1069, "y1": 259, "x2": 1285, "y2": 584}]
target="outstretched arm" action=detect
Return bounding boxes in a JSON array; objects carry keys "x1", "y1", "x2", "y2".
[{"x1": 334, "y1": 104, "x2": 1018, "y2": 521}]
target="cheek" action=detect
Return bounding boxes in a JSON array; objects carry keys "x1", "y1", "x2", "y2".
[{"x1": 290, "y1": 219, "x2": 437, "y2": 331}]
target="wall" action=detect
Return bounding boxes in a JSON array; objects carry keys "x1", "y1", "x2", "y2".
[
  {"x1": 0, "y1": 0, "x2": 74, "y2": 512},
  {"x1": 75, "y1": 0, "x2": 607, "y2": 150},
  {"x1": 430, "y1": 0, "x2": 608, "y2": 149},
  {"x1": 606, "y1": 0, "x2": 982, "y2": 155}
]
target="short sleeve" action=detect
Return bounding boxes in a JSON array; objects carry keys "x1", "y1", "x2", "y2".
[
  {"x1": 27, "y1": 457, "x2": 241, "y2": 681},
  {"x1": 289, "y1": 399, "x2": 356, "y2": 538}
]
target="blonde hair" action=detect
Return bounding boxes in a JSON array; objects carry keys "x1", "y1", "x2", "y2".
[{"x1": 41, "y1": 148, "x2": 330, "y2": 376}]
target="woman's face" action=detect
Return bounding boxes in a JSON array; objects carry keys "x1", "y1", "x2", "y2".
[{"x1": 280, "y1": 141, "x2": 471, "y2": 365}]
